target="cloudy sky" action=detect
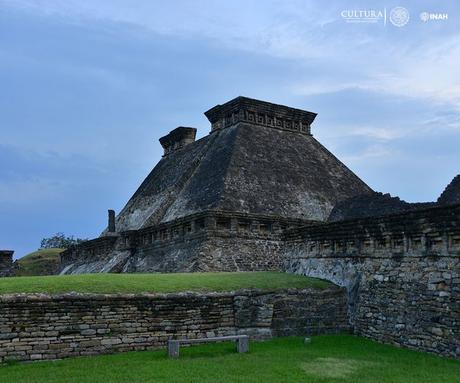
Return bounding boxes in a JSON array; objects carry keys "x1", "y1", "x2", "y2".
[{"x1": 1, "y1": 0, "x2": 459, "y2": 257}]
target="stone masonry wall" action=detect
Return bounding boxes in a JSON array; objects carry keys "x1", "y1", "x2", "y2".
[
  {"x1": 195, "y1": 236, "x2": 283, "y2": 272},
  {"x1": 0, "y1": 287, "x2": 348, "y2": 362},
  {"x1": 0, "y1": 251, "x2": 14, "y2": 277},
  {"x1": 284, "y1": 204, "x2": 460, "y2": 359},
  {"x1": 61, "y1": 211, "x2": 307, "y2": 274}
]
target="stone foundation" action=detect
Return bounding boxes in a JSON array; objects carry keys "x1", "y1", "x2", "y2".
[{"x1": 0, "y1": 287, "x2": 348, "y2": 362}]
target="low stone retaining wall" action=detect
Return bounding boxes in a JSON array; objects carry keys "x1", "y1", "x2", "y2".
[{"x1": 0, "y1": 287, "x2": 348, "y2": 362}]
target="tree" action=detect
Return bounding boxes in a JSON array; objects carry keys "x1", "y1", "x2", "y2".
[{"x1": 39, "y1": 233, "x2": 87, "y2": 249}]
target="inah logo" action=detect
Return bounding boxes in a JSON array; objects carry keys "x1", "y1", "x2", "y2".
[
  {"x1": 420, "y1": 11, "x2": 448, "y2": 22},
  {"x1": 389, "y1": 7, "x2": 410, "y2": 27}
]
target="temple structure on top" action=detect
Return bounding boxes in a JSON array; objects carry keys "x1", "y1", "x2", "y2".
[{"x1": 59, "y1": 96, "x2": 459, "y2": 275}]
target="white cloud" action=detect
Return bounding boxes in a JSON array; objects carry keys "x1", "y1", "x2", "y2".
[
  {"x1": 339, "y1": 144, "x2": 397, "y2": 166},
  {"x1": 348, "y1": 126, "x2": 405, "y2": 141},
  {"x1": 7, "y1": 0, "x2": 460, "y2": 109}
]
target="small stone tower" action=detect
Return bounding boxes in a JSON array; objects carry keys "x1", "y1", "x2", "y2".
[{"x1": 0, "y1": 250, "x2": 14, "y2": 277}]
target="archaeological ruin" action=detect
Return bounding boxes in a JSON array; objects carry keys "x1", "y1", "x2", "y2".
[
  {"x1": 1, "y1": 96, "x2": 459, "y2": 360},
  {"x1": 60, "y1": 96, "x2": 375, "y2": 274},
  {"x1": 57, "y1": 96, "x2": 460, "y2": 358}
]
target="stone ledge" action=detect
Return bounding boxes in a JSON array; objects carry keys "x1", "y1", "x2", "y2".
[{"x1": 0, "y1": 286, "x2": 342, "y2": 302}]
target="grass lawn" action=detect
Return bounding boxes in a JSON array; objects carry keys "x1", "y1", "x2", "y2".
[
  {"x1": 0, "y1": 272, "x2": 331, "y2": 295},
  {"x1": 15, "y1": 248, "x2": 64, "y2": 276},
  {"x1": 1, "y1": 335, "x2": 458, "y2": 383}
]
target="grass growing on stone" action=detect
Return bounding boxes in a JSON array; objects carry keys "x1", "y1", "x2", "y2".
[
  {"x1": 0, "y1": 272, "x2": 331, "y2": 295},
  {"x1": 15, "y1": 248, "x2": 64, "y2": 276},
  {"x1": 1, "y1": 335, "x2": 459, "y2": 383}
]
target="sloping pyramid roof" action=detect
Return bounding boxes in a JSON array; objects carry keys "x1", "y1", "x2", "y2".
[
  {"x1": 112, "y1": 97, "x2": 373, "y2": 232},
  {"x1": 438, "y1": 174, "x2": 460, "y2": 205}
]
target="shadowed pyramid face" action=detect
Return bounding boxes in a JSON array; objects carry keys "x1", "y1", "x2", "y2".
[
  {"x1": 437, "y1": 174, "x2": 460, "y2": 205},
  {"x1": 110, "y1": 97, "x2": 373, "y2": 233}
]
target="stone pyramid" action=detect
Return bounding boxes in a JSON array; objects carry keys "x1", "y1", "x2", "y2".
[{"x1": 111, "y1": 96, "x2": 372, "y2": 233}]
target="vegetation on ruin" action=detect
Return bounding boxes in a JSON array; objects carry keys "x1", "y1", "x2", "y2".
[
  {"x1": 15, "y1": 248, "x2": 64, "y2": 277},
  {"x1": 0, "y1": 272, "x2": 331, "y2": 294},
  {"x1": 1, "y1": 335, "x2": 459, "y2": 383},
  {"x1": 39, "y1": 232, "x2": 87, "y2": 249}
]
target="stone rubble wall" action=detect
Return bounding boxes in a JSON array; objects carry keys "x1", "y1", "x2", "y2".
[
  {"x1": 284, "y1": 204, "x2": 460, "y2": 359},
  {"x1": 0, "y1": 287, "x2": 348, "y2": 362}
]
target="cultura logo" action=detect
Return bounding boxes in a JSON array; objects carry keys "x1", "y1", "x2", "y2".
[
  {"x1": 340, "y1": 9, "x2": 384, "y2": 24},
  {"x1": 389, "y1": 7, "x2": 410, "y2": 27},
  {"x1": 340, "y1": 6, "x2": 411, "y2": 27}
]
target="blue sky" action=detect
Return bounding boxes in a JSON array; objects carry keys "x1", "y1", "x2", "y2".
[{"x1": 1, "y1": 0, "x2": 459, "y2": 258}]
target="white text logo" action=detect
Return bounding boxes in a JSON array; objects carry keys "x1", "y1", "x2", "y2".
[
  {"x1": 420, "y1": 12, "x2": 448, "y2": 22},
  {"x1": 341, "y1": 7, "x2": 410, "y2": 27}
]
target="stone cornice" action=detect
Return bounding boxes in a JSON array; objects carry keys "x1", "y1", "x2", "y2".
[
  {"x1": 204, "y1": 96, "x2": 317, "y2": 135},
  {"x1": 159, "y1": 127, "x2": 197, "y2": 156}
]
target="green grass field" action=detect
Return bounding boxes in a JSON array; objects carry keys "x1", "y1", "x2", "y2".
[
  {"x1": 15, "y1": 248, "x2": 64, "y2": 276},
  {"x1": 0, "y1": 272, "x2": 330, "y2": 295},
  {"x1": 1, "y1": 335, "x2": 458, "y2": 383}
]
